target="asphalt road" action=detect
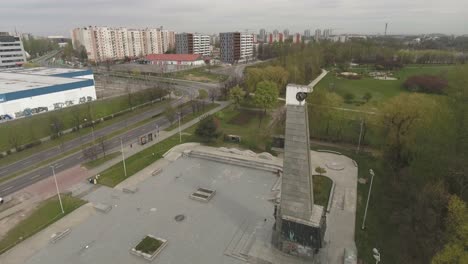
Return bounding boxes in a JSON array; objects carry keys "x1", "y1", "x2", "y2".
[{"x1": 0, "y1": 94, "x2": 208, "y2": 197}]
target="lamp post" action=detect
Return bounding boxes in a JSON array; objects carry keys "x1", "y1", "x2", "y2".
[
  {"x1": 178, "y1": 112, "x2": 181, "y2": 143},
  {"x1": 362, "y1": 169, "x2": 375, "y2": 230},
  {"x1": 50, "y1": 165, "x2": 64, "y2": 214},
  {"x1": 120, "y1": 138, "x2": 127, "y2": 177}
]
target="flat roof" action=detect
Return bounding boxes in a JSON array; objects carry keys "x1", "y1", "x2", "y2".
[
  {"x1": 24, "y1": 157, "x2": 281, "y2": 264},
  {"x1": 0, "y1": 67, "x2": 92, "y2": 77},
  {"x1": 0, "y1": 72, "x2": 84, "y2": 94}
]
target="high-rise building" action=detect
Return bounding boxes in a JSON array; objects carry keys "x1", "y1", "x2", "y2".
[
  {"x1": 259, "y1": 29, "x2": 266, "y2": 42},
  {"x1": 314, "y1": 29, "x2": 321, "y2": 41},
  {"x1": 273, "y1": 29, "x2": 279, "y2": 35},
  {"x1": 0, "y1": 32, "x2": 26, "y2": 68},
  {"x1": 283, "y1": 29, "x2": 290, "y2": 39},
  {"x1": 175, "y1": 33, "x2": 210, "y2": 56},
  {"x1": 219, "y1": 32, "x2": 253, "y2": 64},
  {"x1": 323, "y1": 29, "x2": 330, "y2": 39},
  {"x1": 293, "y1": 33, "x2": 302, "y2": 44},
  {"x1": 71, "y1": 26, "x2": 175, "y2": 62},
  {"x1": 304, "y1": 29, "x2": 311, "y2": 38}
]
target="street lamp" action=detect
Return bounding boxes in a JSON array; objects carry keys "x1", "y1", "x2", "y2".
[
  {"x1": 120, "y1": 138, "x2": 127, "y2": 177},
  {"x1": 50, "y1": 165, "x2": 64, "y2": 214},
  {"x1": 362, "y1": 169, "x2": 375, "y2": 230},
  {"x1": 84, "y1": 118, "x2": 95, "y2": 143},
  {"x1": 373, "y1": 248, "x2": 381, "y2": 264}
]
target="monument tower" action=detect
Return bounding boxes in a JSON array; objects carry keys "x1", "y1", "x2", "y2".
[{"x1": 273, "y1": 84, "x2": 326, "y2": 259}]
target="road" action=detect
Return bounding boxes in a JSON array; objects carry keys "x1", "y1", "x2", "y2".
[{"x1": 0, "y1": 96, "x2": 212, "y2": 197}]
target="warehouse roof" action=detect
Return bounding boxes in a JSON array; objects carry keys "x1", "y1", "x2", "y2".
[
  {"x1": 0, "y1": 72, "x2": 85, "y2": 93},
  {"x1": 145, "y1": 53, "x2": 203, "y2": 61},
  {"x1": 0, "y1": 67, "x2": 93, "y2": 78}
]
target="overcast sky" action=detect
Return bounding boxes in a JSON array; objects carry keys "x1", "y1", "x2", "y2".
[{"x1": 1, "y1": 0, "x2": 467, "y2": 37}]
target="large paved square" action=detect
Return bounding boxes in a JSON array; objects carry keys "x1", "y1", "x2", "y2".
[{"x1": 25, "y1": 157, "x2": 278, "y2": 264}]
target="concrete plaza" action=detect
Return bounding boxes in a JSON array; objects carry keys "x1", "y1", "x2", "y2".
[{"x1": 23, "y1": 157, "x2": 279, "y2": 264}]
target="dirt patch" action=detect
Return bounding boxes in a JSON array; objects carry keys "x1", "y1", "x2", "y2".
[
  {"x1": 184, "y1": 74, "x2": 211, "y2": 82},
  {"x1": 228, "y1": 110, "x2": 261, "y2": 125}
]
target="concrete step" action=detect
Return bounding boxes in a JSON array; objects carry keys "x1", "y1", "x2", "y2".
[{"x1": 189, "y1": 151, "x2": 282, "y2": 173}]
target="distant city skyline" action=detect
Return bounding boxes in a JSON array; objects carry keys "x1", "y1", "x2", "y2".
[{"x1": 1, "y1": 0, "x2": 467, "y2": 36}]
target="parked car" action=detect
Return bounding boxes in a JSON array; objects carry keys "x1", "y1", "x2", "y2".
[{"x1": 0, "y1": 197, "x2": 4, "y2": 204}]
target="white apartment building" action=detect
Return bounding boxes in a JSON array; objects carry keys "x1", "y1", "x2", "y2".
[
  {"x1": 193, "y1": 34, "x2": 210, "y2": 56},
  {"x1": 175, "y1": 33, "x2": 210, "y2": 56},
  {"x1": 71, "y1": 26, "x2": 176, "y2": 62},
  {"x1": 219, "y1": 32, "x2": 254, "y2": 64},
  {"x1": 0, "y1": 32, "x2": 26, "y2": 68}
]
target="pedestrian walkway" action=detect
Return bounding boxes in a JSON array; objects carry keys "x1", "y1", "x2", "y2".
[{"x1": 85, "y1": 101, "x2": 230, "y2": 182}]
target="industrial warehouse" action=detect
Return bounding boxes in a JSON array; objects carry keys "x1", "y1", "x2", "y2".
[{"x1": 0, "y1": 67, "x2": 96, "y2": 120}]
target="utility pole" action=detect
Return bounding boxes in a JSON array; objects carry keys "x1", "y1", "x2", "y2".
[
  {"x1": 120, "y1": 138, "x2": 127, "y2": 177},
  {"x1": 50, "y1": 166, "x2": 64, "y2": 214},
  {"x1": 362, "y1": 169, "x2": 375, "y2": 229}
]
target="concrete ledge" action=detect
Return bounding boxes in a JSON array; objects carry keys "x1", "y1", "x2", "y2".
[
  {"x1": 188, "y1": 150, "x2": 282, "y2": 173},
  {"x1": 327, "y1": 181, "x2": 336, "y2": 213},
  {"x1": 317, "y1": 149, "x2": 342, "y2": 155},
  {"x1": 93, "y1": 203, "x2": 112, "y2": 213},
  {"x1": 122, "y1": 187, "x2": 138, "y2": 194},
  {"x1": 49, "y1": 228, "x2": 71, "y2": 244}
]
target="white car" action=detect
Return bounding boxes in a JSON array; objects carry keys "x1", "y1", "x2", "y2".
[{"x1": 0, "y1": 197, "x2": 3, "y2": 204}]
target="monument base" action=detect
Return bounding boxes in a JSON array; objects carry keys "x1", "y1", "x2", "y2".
[{"x1": 272, "y1": 205, "x2": 327, "y2": 260}]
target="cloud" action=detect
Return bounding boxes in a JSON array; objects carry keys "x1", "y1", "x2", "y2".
[{"x1": 0, "y1": 0, "x2": 467, "y2": 36}]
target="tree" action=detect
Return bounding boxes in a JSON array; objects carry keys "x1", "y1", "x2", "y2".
[
  {"x1": 363, "y1": 92, "x2": 372, "y2": 102},
  {"x1": 165, "y1": 105, "x2": 177, "y2": 124},
  {"x1": 97, "y1": 136, "x2": 109, "y2": 157},
  {"x1": 380, "y1": 94, "x2": 435, "y2": 173},
  {"x1": 195, "y1": 115, "x2": 220, "y2": 142},
  {"x1": 49, "y1": 115, "x2": 64, "y2": 138},
  {"x1": 245, "y1": 68, "x2": 264, "y2": 93},
  {"x1": 315, "y1": 166, "x2": 327, "y2": 176},
  {"x1": 8, "y1": 128, "x2": 22, "y2": 151},
  {"x1": 432, "y1": 196, "x2": 468, "y2": 264},
  {"x1": 253, "y1": 81, "x2": 279, "y2": 114},
  {"x1": 229, "y1": 86, "x2": 246, "y2": 109},
  {"x1": 208, "y1": 88, "x2": 218, "y2": 103},
  {"x1": 62, "y1": 43, "x2": 74, "y2": 61},
  {"x1": 197, "y1": 89, "x2": 208, "y2": 100}
]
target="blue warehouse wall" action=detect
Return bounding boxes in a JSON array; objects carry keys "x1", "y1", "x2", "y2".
[{"x1": 50, "y1": 69, "x2": 93, "y2": 78}]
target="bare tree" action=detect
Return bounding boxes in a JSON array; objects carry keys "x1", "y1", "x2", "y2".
[
  {"x1": 97, "y1": 136, "x2": 110, "y2": 157},
  {"x1": 8, "y1": 128, "x2": 22, "y2": 151},
  {"x1": 208, "y1": 88, "x2": 218, "y2": 103},
  {"x1": 49, "y1": 115, "x2": 64, "y2": 138},
  {"x1": 71, "y1": 107, "x2": 82, "y2": 131},
  {"x1": 125, "y1": 84, "x2": 133, "y2": 107}
]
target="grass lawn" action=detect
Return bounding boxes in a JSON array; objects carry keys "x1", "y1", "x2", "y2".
[
  {"x1": 315, "y1": 65, "x2": 456, "y2": 109},
  {"x1": 0, "y1": 91, "x2": 169, "y2": 153},
  {"x1": 135, "y1": 236, "x2": 163, "y2": 254},
  {"x1": 164, "y1": 103, "x2": 219, "y2": 131},
  {"x1": 165, "y1": 66, "x2": 228, "y2": 83},
  {"x1": 211, "y1": 106, "x2": 274, "y2": 152},
  {"x1": 0, "y1": 195, "x2": 85, "y2": 254},
  {"x1": 313, "y1": 175, "x2": 333, "y2": 207},
  {"x1": 82, "y1": 152, "x2": 121, "y2": 169}
]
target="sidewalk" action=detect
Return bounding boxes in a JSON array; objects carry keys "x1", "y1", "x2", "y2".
[{"x1": 86, "y1": 101, "x2": 230, "y2": 179}]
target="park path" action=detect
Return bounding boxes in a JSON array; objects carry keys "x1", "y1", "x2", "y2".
[{"x1": 310, "y1": 150, "x2": 358, "y2": 264}]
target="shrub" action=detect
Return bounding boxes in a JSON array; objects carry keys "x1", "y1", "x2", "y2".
[
  {"x1": 403, "y1": 75, "x2": 448, "y2": 94},
  {"x1": 344, "y1": 92, "x2": 355, "y2": 103},
  {"x1": 195, "y1": 115, "x2": 220, "y2": 142}
]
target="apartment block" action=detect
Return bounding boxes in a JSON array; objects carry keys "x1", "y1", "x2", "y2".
[
  {"x1": 71, "y1": 26, "x2": 175, "y2": 62},
  {"x1": 219, "y1": 32, "x2": 253, "y2": 64},
  {"x1": 175, "y1": 33, "x2": 210, "y2": 56},
  {"x1": 0, "y1": 32, "x2": 26, "y2": 68}
]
